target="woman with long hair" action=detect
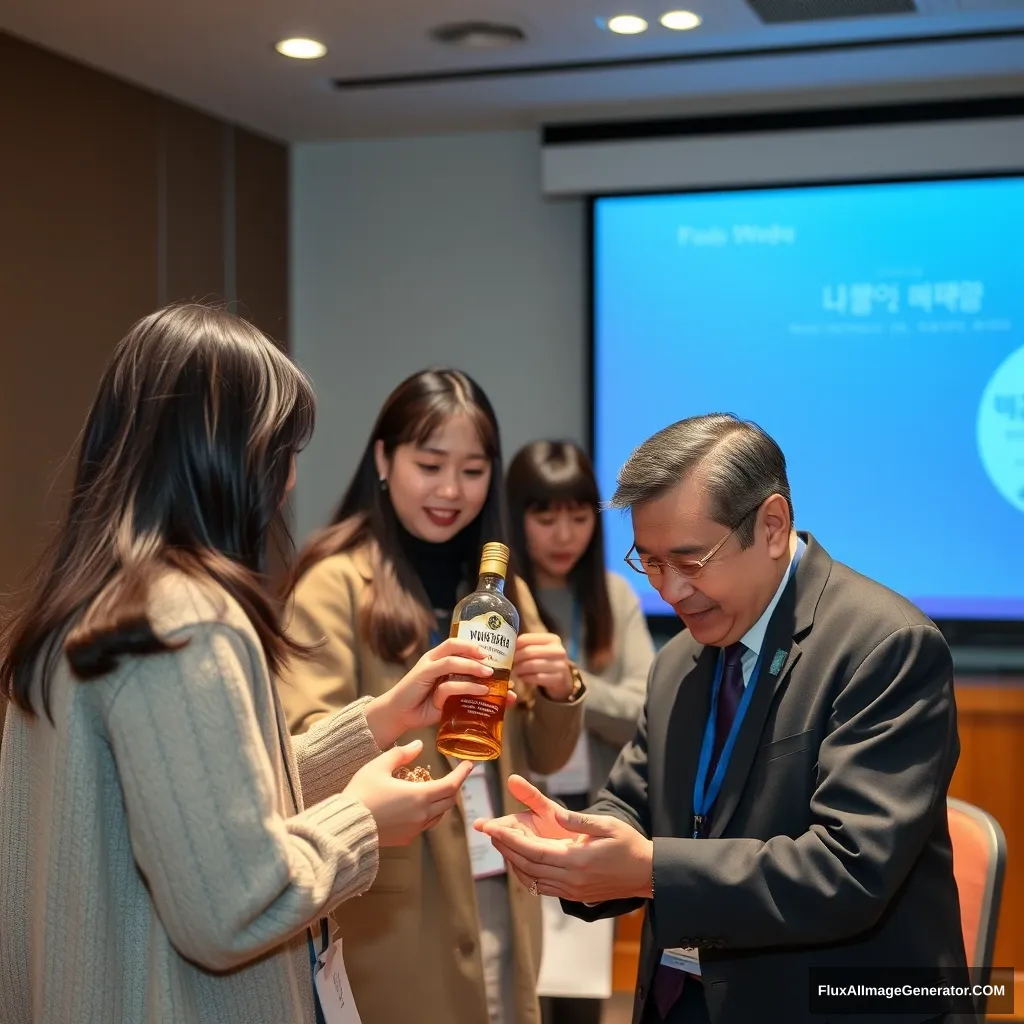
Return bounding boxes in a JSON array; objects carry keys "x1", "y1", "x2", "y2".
[
  {"x1": 507, "y1": 439, "x2": 654, "y2": 801},
  {"x1": 505, "y1": 440, "x2": 655, "y2": 1024},
  {"x1": 278, "y1": 368, "x2": 586, "y2": 1024},
  {"x1": 0, "y1": 306, "x2": 500, "y2": 1024}
]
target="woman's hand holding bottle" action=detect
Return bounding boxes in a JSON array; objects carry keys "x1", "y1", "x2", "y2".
[
  {"x1": 364, "y1": 637, "x2": 516, "y2": 750},
  {"x1": 350, "y1": 636, "x2": 520, "y2": 845}
]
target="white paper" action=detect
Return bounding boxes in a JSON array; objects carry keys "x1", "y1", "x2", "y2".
[
  {"x1": 542, "y1": 733, "x2": 591, "y2": 796},
  {"x1": 314, "y1": 938, "x2": 363, "y2": 1024},
  {"x1": 461, "y1": 762, "x2": 506, "y2": 879},
  {"x1": 536, "y1": 895, "x2": 614, "y2": 999},
  {"x1": 660, "y1": 946, "x2": 701, "y2": 976}
]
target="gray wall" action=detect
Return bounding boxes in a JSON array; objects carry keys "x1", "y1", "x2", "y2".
[{"x1": 290, "y1": 129, "x2": 586, "y2": 541}]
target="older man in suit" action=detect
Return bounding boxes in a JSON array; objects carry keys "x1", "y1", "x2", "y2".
[{"x1": 476, "y1": 413, "x2": 973, "y2": 1024}]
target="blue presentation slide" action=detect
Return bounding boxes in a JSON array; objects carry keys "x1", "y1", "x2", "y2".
[{"x1": 593, "y1": 176, "x2": 1024, "y2": 620}]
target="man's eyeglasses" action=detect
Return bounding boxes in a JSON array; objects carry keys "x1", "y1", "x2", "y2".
[{"x1": 623, "y1": 500, "x2": 764, "y2": 582}]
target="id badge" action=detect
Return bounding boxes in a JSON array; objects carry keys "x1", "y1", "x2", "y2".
[
  {"x1": 660, "y1": 946, "x2": 701, "y2": 976},
  {"x1": 314, "y1": 938, "x2": 362, "y2": 1024},
  {"x1": 461, "y1": 762, "x2": 507, "y2": 879}
]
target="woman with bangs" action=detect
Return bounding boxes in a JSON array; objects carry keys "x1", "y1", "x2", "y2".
[
  {"x1": 0, "y1": 306, "x2": 506, "y2": 1024},
  {"x1": 507, "y1": 440, "x2": 655, "y2": 807},
  {"x1": 505, "y1": 440, "x2": 655, "y2": 1024},
  {"x1": 278, "y1": 369, "x2": 585, "y2": 1024}
]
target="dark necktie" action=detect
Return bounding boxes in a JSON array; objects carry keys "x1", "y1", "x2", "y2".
[
  {"x1": 649, "y1": 642, "x2": 747, "y2": 1019},
  {"x1": 709, "y1": 642, "x2": 747, "y2": 785}
]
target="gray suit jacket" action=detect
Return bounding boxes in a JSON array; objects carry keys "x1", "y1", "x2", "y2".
[{"x1": 564, "y1": 533, "x2": 973, "y2": 1024}]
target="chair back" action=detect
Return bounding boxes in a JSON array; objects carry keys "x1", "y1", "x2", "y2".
[{"x1": 947, "y1": 797, "x2": 1006, "y2": 1014}]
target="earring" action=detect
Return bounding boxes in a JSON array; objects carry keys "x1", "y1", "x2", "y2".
[{"x1": 379, "y1": 475, "x2": 388, "y2": 492}]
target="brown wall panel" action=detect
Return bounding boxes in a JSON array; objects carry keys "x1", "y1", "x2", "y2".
[
  {"x1": 0, "y1": 34, "x2": 160, "y2": 591},
  {"x1": 162, "y1": 103, "x2": 226, "y2": 306},
  {"x1": 231, "y1": 127, "x2": 293, "y2": 581},
  {"x1": 234, "y1": 127, "x2": 289, "y2": 348},
  {"x1": 0, "y1": 33, "x2": 288, "y2": 609}
]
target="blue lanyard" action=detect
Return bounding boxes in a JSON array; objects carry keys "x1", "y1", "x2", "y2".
[
  {"x1": 567, "y1": 600, "x2": 581, "y2": 664},
  {"x1": 308, "y1": 918, "x2": 329, "y2": 1024},
  {"x1": 691, "y1": 538, "x2": 804, "y2": 838}
]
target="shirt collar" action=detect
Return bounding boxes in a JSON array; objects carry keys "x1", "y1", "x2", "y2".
[{"x1": 740, "y1": 541, "x2": 797, "y2": 656}]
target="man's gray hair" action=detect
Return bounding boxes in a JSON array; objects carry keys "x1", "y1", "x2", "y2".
[{"x1": 610, "y1": 413, "x2": 794, "y2": 547}]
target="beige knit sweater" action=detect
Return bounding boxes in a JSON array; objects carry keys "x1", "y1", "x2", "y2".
[{"x1": 0, "y1": 572, "x2": 382, "y2": 1024}]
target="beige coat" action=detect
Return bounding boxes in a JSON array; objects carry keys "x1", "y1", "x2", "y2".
[{"x1": 277, "y1": 547, "x2": 584, "y2": 1024}]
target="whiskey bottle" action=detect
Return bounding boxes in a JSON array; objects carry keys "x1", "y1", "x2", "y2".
[{"x1": 436, "y1": 542, "x2": 519, "y2": 760}]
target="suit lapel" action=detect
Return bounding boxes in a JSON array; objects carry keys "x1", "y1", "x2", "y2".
[
  {"x1": 707, "y1": 533, "x2": 829, "y2": 838},
  {"x1": 665, "y1": 646, "x2": 715, "y2": 828}
]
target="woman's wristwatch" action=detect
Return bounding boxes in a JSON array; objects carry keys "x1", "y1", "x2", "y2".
[{"x1": 564, "y1": 663, "x2": 586, "y2": 703}]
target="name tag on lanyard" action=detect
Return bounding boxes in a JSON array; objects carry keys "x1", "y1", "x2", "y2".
[
  {"x1": 311, "y1": 922, "x2": 362, "y2": 1024},
  {"x1": 462, "y1": 762, "x2": 507, "y2": 879}
]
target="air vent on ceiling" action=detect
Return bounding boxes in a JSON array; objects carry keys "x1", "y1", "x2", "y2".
[
  {"x1": 745, "y1": 0, "x2": 916, "y2": 23},
  {"x1": 429, "y1": 22, "x2": 526, "y2": 48}
]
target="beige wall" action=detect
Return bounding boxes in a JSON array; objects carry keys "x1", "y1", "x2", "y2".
[{"x1": 290, "y1": 132, "x2": 585, "y2": 542}]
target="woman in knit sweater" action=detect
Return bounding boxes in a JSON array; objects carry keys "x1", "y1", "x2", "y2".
[{"x1": 0, "y1": 304, "x2": 501, "y2": 1024}]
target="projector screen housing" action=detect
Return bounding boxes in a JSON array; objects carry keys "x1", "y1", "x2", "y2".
[{"x1": 542, "y1": 97, "x2": 1024, "y2": 199}]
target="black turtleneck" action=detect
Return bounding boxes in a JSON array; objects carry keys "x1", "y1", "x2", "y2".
[{"x1": 395, "y1": 519, "x2": 478, "y2": 622}]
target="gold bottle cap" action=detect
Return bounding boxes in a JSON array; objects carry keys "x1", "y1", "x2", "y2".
[{"x1": 479, "y1": 541, "x2": 510, "y2": 577}]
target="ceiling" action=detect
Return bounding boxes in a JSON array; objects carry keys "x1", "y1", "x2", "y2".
[{"x1": 2, "y1": 0, "x2": 1024, "y2": 141}]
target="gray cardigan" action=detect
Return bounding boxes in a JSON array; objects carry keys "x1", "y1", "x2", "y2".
[{"x1": 0, "y1": 572, "x2": 382, "y2": 1024}]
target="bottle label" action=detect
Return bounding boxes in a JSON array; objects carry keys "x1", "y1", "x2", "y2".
[{"x1": 456, "y1": 611, "x2": 516, "y2": 670}]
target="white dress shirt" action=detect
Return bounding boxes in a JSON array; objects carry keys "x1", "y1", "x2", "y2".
[{"x1": 736, "y1": 538, "x2": 798, "y2": 685}]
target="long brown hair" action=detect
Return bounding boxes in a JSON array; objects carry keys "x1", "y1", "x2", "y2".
[
  {"x1": 0, "y1": 303, "x2": 315, "y2": 717},
  {"x1": 506, "y1": 440, "x2": 614, "y2": 671},
  {"x1": 290, "y1": 368, "x2": 518, "y2": 664}
]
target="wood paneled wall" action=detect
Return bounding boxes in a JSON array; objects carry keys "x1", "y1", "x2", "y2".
[
  {"x1": 0, "y1": 31, "x2": 288, "y2": 600},
  {"x1": 948, "y1": 679, "x2": 1024, "y2": 982}
]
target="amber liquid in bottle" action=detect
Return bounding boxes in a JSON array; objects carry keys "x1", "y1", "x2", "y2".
[{"x1": 436, "y1": 542, "x2": 520, "y2": 761}]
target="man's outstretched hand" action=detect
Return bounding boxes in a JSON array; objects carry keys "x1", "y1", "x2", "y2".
[{"x1": 474, "y1": 774, "x2": 654, "y2": 903}]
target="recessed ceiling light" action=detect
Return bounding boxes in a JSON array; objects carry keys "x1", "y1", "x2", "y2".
[
  {"x1": 607, "y1": 14, "x2": 649, "y2": 34},
  {"x1": 660, "y1": 10, "x2": 702, "y2": 30},
  {"x1": 275, "y1": 37, "x2": 327, "y2": 59},
  {"x1": 430, "y1": 21, "x2": 526, "y2": 48}
]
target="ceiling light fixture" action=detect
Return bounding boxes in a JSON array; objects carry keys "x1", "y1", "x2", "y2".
[
  {"x1": 430, "y1": 22, "x2": 526, "y2": 48},
  {"x1": 660, "y1": 10, "x2": 702, "y2": 30},
  {"x1": 607, "y1": 14, "x2": 649, "y2": 34},
  {"x1": 275, "y1": 37, "x2": 327, "y2": 59}
]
